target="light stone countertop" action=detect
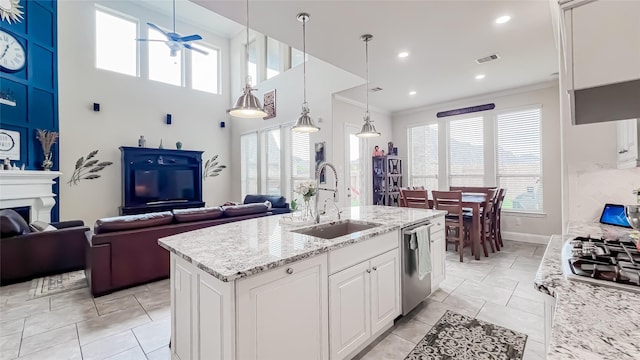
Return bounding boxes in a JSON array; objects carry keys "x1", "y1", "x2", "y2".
[
  {"x1": 158, "y1": 205, "x2": 445, "y2": 282},
  {"x1": 534, "y1": 223, "x2": 640, "y2": 360}
]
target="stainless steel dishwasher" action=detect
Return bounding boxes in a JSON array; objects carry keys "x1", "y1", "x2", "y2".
[{"x1": 400, "y1": 221, "x2": 433, "y2": 315}]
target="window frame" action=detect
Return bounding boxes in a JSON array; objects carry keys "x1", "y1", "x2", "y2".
[
  {"x1": 407, "y1": 121, "x2": 439, "y2": 191},
  {"x1": 240, "y1": 131, "x2": 259, "y2": 199},
  {"x1": 146, "y1": 25, "x2": 185, "y2": 87},
  {"x1": 94, "y1": 5, "x2": 140, "y2": 77},
  {"x1": 189, "y1": 42, "x2": 222, "y2": 95},
  {"x1": 447, "y1": 115, "x2": 485, "y2": 187}
]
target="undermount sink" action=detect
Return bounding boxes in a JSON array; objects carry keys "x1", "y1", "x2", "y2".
[{"x1": 291, "y1": 220, "x2": 381, "y2": 240}]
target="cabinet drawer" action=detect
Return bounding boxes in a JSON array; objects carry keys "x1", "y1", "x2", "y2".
[
  {"x1": 431, "y1": 216, "x2": 445, "y2": 235},
  {"x1": 328, "y1": 231, "x2": 398, "y2": 275}
]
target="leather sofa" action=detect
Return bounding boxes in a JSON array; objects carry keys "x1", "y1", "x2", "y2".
[
  {"x1": 86, "y1": 203, "x2": 272, "y2": 296},
  {"x1": 243, "y1": 194, "x2": 291, "y2": 215},
  {"x1": 0, "y1": 209, "x2": 89, "y2": 285}
]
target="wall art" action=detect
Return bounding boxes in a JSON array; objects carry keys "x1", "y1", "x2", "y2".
[
  {"x1": 0, "y1": 129, "x2": 20, "y2": 160},
  {"x1": 315, "y1": 141, "x2": 326, "y2": 184},
  {"x1": 263, "y1": 89, "x2": 276, "y2": 120}
]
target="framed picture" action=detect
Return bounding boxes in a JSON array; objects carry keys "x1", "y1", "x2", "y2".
[
  {"x1": 315, "y1": 142, "x2": 326, "y2": 184},
  {"x1": 263, "y1": 89, "x2": 276, "y2": 120},
  {"x1": 0, "y1": 129, "x2": 20, "y2": 160}
]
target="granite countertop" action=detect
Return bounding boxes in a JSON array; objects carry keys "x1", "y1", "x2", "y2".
[
  {"x1": 158, "y1": 205, "x2": 445, "y2": 282},
  {"x1": 534, "y1": 222, "x2": 640, "y2": 360}
]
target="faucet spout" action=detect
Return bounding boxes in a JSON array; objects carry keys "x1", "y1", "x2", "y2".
[{"x1": 315, "y1": 162, "x2": 340, "y2": 224}]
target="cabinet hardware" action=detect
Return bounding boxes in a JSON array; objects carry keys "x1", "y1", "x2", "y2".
[
  {"x1": 619, "y1": 149, "x2": 628, "y2": 154},
  {"x1": 286, "y1": 268, "x2": 294, "y2": 274},
  {"x1": 366, "y1": 269, "x2": 372, "y2": 273},
  {"x1": 372, "y1": 266, "x2": 377, "y2": 271}
]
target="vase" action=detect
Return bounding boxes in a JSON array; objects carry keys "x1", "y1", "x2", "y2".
[
  {"x1": 302, "y1": 197, "x2": 314, "y2": 221},
  {"x1": 42, "y1": 153, "x2": 53, "y2": 171}
]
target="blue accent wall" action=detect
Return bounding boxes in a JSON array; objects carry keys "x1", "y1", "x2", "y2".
[{"x1": 0, "y1": 0, "x2": 59, "y2": 221}]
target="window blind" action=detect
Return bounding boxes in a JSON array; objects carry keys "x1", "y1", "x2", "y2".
[
  {"x1": 496, "y1": 108, "x2": 543, "y2": 211},
  {"x1": 290, "y1": 130, "x2": 310, "y2": 200},
  {"x1": 409, "y1": 124, "x2": 439, "y2": 190},
  {"x1": 241, "y1": 133, "x2": 258, "y2": 198},
  {"x1": 448, "y1": 116, "x2": 484, "y2": 186},
  {"x1": 264, "y1": 128, "x2": 281, "y2": 196}
]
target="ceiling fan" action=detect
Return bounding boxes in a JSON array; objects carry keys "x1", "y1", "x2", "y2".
[{"x1": 136, "y1": 0, "x2": 208, "y2": 57}]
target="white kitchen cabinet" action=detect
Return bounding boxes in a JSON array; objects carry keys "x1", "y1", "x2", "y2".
[
  {"x1": 430, "y1": 227, "x2": 446, "y2": 290},
  {"x1": 237, "y1": 254, "x2": 329, "y2": 360},
  {"x1": 329, "y1": 248, "x2": 400, "y2": 360},
  {"x1": 172, "y1": 260, "x2": 194, "y2": 360},
  {"x1": 617, "y1": 119, "x2": 640, "y2": 168},
  {"x1": 563, "y1": 0, "x2": 640, "y2": 90}
]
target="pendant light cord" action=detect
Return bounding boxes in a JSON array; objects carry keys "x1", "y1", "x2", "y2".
[
  {"x1": 172, "y1": 0, "x2": 176, "y2": 33},
  {"x1": 365, "y1": 37, "x2": 370, "y2": 117},
  {"x1": 302, "y1": 16, "x2": 307, "y2": 107},
  {"x1": 245, "y1": 0, "x2": 250, "y2": 87}
]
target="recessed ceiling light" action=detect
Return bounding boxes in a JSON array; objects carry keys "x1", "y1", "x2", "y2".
[
  {"x1": 495, "y1": 15, "x2": 511, "y2": 24},
  {"x1": 475, "y1": 74, "x2": 486, "y2": 80},
  {"x1": 398, "y1": 51, "x2": 409, "y2": 58},
  {"x1": 409, "y1": 91, "x2": 417, "y2": 95}
]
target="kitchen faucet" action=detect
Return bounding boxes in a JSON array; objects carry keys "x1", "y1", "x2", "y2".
[{"x1": 315, "y1": 162, "x2": 341, "y2": 224}]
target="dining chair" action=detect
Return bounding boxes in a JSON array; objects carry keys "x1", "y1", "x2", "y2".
[
  {"x1": 492, "y1": 188, "x2": 506, "y2": 249},
  {"x1": 481, "y1": 188, "x2": 498, "y2": 255},
  {"x1": 399, "y1": 189, "x2": 430, "y2": 208},
  {"x1": 450, "y1": 186, "x2": 497, "y2": 193},
  {"x1": 432, "y1": 190, "x2": 469, "y2": 262}
]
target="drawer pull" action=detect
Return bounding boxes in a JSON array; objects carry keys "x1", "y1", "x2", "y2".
[
  {"x1": 366, "y1": 269, "x2": 372, "y2": 273},
  {"x1": 286, "y1": 268, "x2": 294, "y2": 275},
  {"x1": 372, "y1": 266, "x2": 377, "y2": 271}
]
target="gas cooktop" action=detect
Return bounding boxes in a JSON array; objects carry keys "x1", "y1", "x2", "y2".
[{"x1": 562, "y1": 236, "x2": 640, "y2": 293}]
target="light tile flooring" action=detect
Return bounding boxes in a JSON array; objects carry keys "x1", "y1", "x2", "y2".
[{"x1": 0, "y1": 240, "x2": 547, "y2": 360}]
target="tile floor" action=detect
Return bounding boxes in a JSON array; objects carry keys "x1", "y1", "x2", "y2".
[{"x1": 0, "y1": 240, "x2": 547, "y2": 360}]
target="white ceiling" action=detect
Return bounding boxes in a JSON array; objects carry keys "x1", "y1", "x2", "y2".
[{"x1": 175, "y1": 0, "x2": 559, "y2": 113}]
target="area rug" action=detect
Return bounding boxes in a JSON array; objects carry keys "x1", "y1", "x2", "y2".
[
  {"x1": 29, "y1": 270, "x2": 88, "y2": 299},
  {"x1": 405, "y1": 310, "x2": 527, "y2": 360}
]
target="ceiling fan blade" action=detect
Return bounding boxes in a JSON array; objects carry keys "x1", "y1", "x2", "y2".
[
  {"x1": 179, "y1": 34, "x2": 202, "y2": 42},
  {"x1": 135, "y1": 39, "x2": 167, "y2": 42},
  {"x1": 184, "y1": 43, "x2": 209, "y2": 55},
  {"x1": 146, "y1": 22, "x2": 170, "y2": 38}
]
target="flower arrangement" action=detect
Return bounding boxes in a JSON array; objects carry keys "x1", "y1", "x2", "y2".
[
  {"x1": 295, "y1": 180, "x2": 317, "y2": 201},
  {"x1": 36, "y1": 129, "x2": 59, "y2": 170}
]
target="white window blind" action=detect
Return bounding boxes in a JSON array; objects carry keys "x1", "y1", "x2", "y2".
[
  {"x1": 148, "y1": 28, "x2": 182, "y2": 86},
  {"x1": 241, "y1": 133, "x2": 258, "y2": 198},
  {"x1": 95, "y1": 9, "x2": 137, "y2": 76},
  {"x1": 263, "y1": 128, "x2": 281, "y2": 196},
  {"x1": 290, "y1": 130, "x2": 310, "y2": 200},
  {"x1": 496, "y1": 108, "x2": 543, "y2": 211},
  {"x1": 191, "y1": 45, "x2": 219, "y2": 94},
  {"x1": 408, "y1": 123, "x2": 439, "y2": 191},
  {"x1": 448, "y1": 116, "x2": 484, "y2": 186}
]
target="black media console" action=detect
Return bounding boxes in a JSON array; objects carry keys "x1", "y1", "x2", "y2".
[{"x1": 119, "y1": 146, "x2": 204, "y2": 215}]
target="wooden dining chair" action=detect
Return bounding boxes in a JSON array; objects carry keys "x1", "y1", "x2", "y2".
[
  {"x1": 480, "y1": 188, "x2": 498, "y2": 255},
  {"x1": 450, "y1": 186, "x2": 497, "y2": 193},
  {"x1": 399, "y1": 189, "x2": 430, "y2": 208},
  {"x1": 492, "y1": 188, "x2": 506, "y2": 249},
  {"x1": 432, "y1": 191, "x2": 468, "y2": 262}
]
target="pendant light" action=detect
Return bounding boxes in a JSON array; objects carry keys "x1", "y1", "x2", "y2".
[
  {"x1": 227, "y1": 0, "x2": 267, "y2": 118},
  {"x1": 356, "y1": 34, "x2": 381, "y2": 138},
  {"x1": 292, "y1": 13, "x2": 320, "y2": 133}
]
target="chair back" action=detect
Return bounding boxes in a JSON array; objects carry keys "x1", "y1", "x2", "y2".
[
  {"x1": 495, "y1": 188, "x2": 506, "y2": 219},
  {"x1": 450, "y1": 186, "x2": 497, "y2": 194},
  {"x1": 400, "y1": 189, "x2": 429, "y2": 208},
  {"x1": 482, "y1": 188, "x2": 498, "y2": 218},
  {"x1": 432, "y1": 191, "x2": 464, "y2": 222}
]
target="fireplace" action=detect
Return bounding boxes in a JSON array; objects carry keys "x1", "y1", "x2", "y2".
[
  {"x1": 0, "y1": 170, "x2": 61, "y2": 223},
  {"x1": 7, "y1": 206, "x2": 30, "y2": 223}
]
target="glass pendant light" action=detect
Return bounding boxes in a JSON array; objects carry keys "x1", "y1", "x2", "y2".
[
  {"x1": 227, "y1": 0, "x2": 267, "y2": 118},
  {"x1": 356, "y1": 34, "x2": 381, "y2": 138},
  {"x1": 292, "y1": 13, "x2": 320, "y2": 133}
]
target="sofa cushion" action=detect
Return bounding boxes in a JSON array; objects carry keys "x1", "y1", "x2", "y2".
[
  {"x1": 244, "y1": 195, "x2": 288, "y2": 208},
  {"x1": 95, "y1": 212, "x2": 173, "y2": 234},
  {"x1": 0, "y1": 209, "x2": 31, "y2": 237},
  {"x1": 223, "y1": 203, "x2": 269, "y2": 217},
  {"x1": 173, "y1": 207, "x2": 224, "y2": 223}
]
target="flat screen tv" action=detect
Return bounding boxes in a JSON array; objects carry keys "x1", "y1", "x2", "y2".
[{"x1": 132, "y1": 169, "x2": 196, "y2": 205}]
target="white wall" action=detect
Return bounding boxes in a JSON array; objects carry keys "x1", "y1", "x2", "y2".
[
  {"x1": 58, "y1": 1, "x2": 232, "y2": 226},
  {"x1": 392, "y1": 82, "x2": 562, "y2": 239}
]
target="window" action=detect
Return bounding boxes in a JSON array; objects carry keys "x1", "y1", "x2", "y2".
[
  {"x1": 449, "y1": 116, "x2": 484, "y2": 186},
  {"x1": 191, "y1": 45, "x2": 219, "y2": 94},
  {"x1": 247, "y1": 40, "x2": 257, "y2": 87},
  {"x1": 409, "y1": 123, "x2": 439, "y2": 190},
  {"x1": 496, "y1": 108, "x2": 543, "y2": 211},
  {"x1": 290, "y1": 48, "x2": 306, "y2": 68},
  {"x1": 241, "y1": 133, "x2": 258, "y2": 198},
  {"x1": 266, "y1": 37, "x2": 281, "y2": 79},
  {"x1": 290, "y1": 130, "x2": 310, "y2": 200},
  {"x1": 263, "y1": 128, "x2": 281, "y2": 195},
  {"x1": 148, "y1": 28, "x2": 182, "y2": 86},
  {"x1": 95, "y1": 9, "x2": 137, "y2": 76}
]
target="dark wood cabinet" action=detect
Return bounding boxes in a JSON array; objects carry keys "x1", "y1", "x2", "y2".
[{"x1": 372, "y1": 156, "x2": 402, "y2": 206}]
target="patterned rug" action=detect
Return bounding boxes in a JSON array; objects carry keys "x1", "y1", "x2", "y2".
[
  {"x1": 29, "y1": 270, "x2": 88, "y2": 299},
  {"x1": 405, "y1": 310, "x2": 528, "y2": 360}
]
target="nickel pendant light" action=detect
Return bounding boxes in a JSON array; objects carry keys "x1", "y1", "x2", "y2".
[
  {"x1": 227, "y1": 0, "x2": 267, "y2": 118},
  {"x1": 292, "y1": 13, "x2": 320, "y2": 133},
  {"x1": 356, "y1": 34, "x2": 381, "y2": 138}
]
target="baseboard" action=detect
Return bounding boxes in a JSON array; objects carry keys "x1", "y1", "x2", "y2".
[{"x1": 502, "y1": 231, "x2": 551, "y2": 245}]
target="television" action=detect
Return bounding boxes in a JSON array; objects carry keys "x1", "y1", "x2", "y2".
[{"x1": 132, "y1": 169, "x2": 196, "y2": 205}]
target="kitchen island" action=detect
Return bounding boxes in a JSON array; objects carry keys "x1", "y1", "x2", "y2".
[
  {"x1": 534, "y1": 222, "x2": 640, "y2": 359},
  {"x1": 158, "y1": 205, "x2": 445, "y2": 360}
]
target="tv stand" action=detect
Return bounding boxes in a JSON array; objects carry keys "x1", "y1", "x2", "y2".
[{"x1": 120, "y1": 201, "x2": 205, "y2": 216}]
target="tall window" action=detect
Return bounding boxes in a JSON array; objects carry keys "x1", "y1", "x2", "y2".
[
  {"x1": 290, "y1": 130, "x2": 310, "y2": 200},
  {"x1": 148, "y1": 28, "x2": 182, "y2": 86},
  {"x1": 241, "y1": 133, "x2": 258, "y2": 198},
  {"x1": 409, "y1": 123, "x2": 439, "y2": 190},
  {"x1": 449, "y1": 116, "x2": 484, "y2": 186},
  {"x1": 290, "y1": 48, "x2": 306, "y2": 68},
  {"x1": 496, "y1": 108, "x2": 543, "y2": 211},
  {"x1": 247, "y1": 40, "x2": 257, "y2": 87},
  {"x1": 263, "y1": 129, "x2": 281, "y2": 195},
  {"x1": 266, "y1": 37, "x2": 281, "y2": 79},
  {"x1": 191, "y1": 45, "x2": 219, "y2": 94},
  {"x1": 95, "y1": 9, "x2": 137, "y2": 76}
]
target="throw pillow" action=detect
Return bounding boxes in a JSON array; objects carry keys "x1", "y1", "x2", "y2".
[
  {"x1": 264, "y1": 200, "x2": 272, "y2": 210},
  {"x1": 29, "y1": 221, "x2": 57, "y2": 232}
]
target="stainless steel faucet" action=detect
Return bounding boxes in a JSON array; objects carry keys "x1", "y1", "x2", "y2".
[{"x1": 315, "y1": 162, "x2": 341, "y2": 223}]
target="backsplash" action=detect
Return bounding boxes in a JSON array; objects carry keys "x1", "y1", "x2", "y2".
[{"x1": 568, "y1": 167, "x2": 640, "y2": 222}]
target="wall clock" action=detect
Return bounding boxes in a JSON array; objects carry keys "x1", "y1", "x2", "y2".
[
  {"x1": 0, "y1": 0, "x2": 24, "y2": 24},
  {"x1": 0, "y1": 30, "x2": 25, "y2": 72}
]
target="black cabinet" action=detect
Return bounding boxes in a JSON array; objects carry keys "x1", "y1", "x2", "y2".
[
  {"x1": 372, "y1": 156, "x2": 402, "y2": 206},
  {"x1": 119, "y1": 147, "x2": 204, "y2": 215}
]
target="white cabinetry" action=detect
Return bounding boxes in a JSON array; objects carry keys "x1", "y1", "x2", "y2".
[
  {"x1": 430, "y1": 219, "x2": 446, "y2": 290},
  {"x1": 617, "y1": 119, "x2": 640, "y2": 169},
  {"x1": 329, "y1": 249, "x2": 400, "y2": 360}
]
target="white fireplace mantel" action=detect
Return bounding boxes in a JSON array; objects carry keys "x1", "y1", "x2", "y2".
[{"x1": 0, "y1": 170, "x2": 62, "y2": 223}]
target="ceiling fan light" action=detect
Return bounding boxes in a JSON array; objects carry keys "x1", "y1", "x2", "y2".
[
  {"x1": 227, "y1": 84, "x2": 267, "y2": 118},
  {"x1": 292, "y1": 105, "x2": 320, "y2": 133}
]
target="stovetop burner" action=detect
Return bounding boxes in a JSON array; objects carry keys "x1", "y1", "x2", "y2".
[{"x1": 564, "y1": 236, "x2": 640, "y2": 291}]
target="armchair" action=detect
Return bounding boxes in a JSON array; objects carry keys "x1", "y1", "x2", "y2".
[{"x1": 0, "y1": 209, "x2": 90, "y2": 285}]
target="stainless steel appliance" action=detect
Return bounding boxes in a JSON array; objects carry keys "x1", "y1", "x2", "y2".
[
  {"x1": 561, "y1": 236, "x2": 640, "y2": 293},
  {"x1": 401, "y1": 221, "x2": 433, "y2": 315}
]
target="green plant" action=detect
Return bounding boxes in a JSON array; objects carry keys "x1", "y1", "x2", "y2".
[
  {"x1": 67, "y1": 150, "x2": 113, "y2": 186},
  {"x1": 203, "y1": 154, "x2": 227, "y2": 179},
  {"x1": 290, "y1": 199, "x2": 298, "y2": 211}
]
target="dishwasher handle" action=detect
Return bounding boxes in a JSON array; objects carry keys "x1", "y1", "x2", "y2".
[{"x1": 405, "y1": 223, "x2": 433, "y2": 250}]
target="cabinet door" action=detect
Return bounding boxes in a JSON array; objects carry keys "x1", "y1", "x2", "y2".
[
  {"x1": 370, "y1": 249, "x2": 400, "y2": 335},
  {"x1": 571, "y1": 0, "x2": 640, "y2": 89},
  {"x1": 237, "y1": 255, "x2": 328, "y2": 360},
  {"x1": 617, "y1": 119, "x2": 640, "y2": 168},
  {"x1": 430, "y1": 230, "x2": 446, "y2": 290},
  {"x1": 172, "y1": 259, "x2": 194, "y2": 360},
  {"x1": 329, "y1": 261, "x2": 371, "y2": 360}
]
